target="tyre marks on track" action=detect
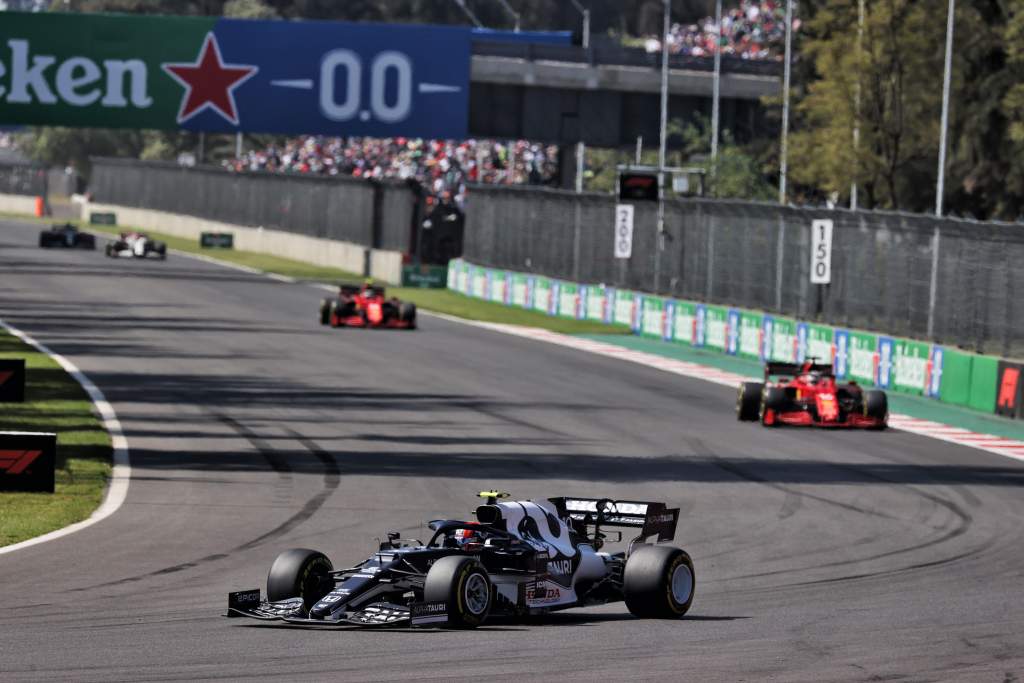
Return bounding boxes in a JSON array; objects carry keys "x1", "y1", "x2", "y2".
[{"x1": 66, "y1": 418, "x2": 340, "y2": 591}]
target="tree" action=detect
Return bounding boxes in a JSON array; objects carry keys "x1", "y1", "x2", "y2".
[{"x1": 788, "y1": 0, "x2": 951, "y2": 212}]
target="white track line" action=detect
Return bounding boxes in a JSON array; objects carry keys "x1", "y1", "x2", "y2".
[{"x1": 0, "y1": 320, "x2": 131, "y2": 555}]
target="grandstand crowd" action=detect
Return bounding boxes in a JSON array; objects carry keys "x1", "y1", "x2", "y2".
[
  {"x1": 222, "y1": 136, "x2": 561, "y2": 207},
  {"x1": 644, "y1": 0, "x2": 797, "y2": 61}
]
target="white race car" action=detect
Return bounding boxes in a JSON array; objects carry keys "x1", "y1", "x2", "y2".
[
  {"x1": 226, "y1": 492, "x2": 695, "y2": 628},
  {"x1": 105, "y1": 232, "x2": 167, "y2": 259}
]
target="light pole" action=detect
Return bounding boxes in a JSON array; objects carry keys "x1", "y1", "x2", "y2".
[
  {"x1": 710, "y1": 0, "x2": 722, "y2": 193},
  {"x1": 568, "y1": 0, "x2": 591, "y2": 49},
  {"x1": 851, "y1": 0, "x2": 864, "y2": 210},
  {"x1": 935, "y1": 0, "x2": 955, "y2": 216},
  {"x1": 495, "y1": 0, "x2": 520, "y2": 32},
  {"x1": 778, "y1": 0, "x2": 793, "y2": 204},
  {"x1": 653, "y1": 0, "x2": 670, "y2": 293}
]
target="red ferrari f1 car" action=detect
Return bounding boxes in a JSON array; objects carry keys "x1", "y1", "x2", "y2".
[
  {"x1": 737, "y1": 360, "x2": 887, "y2": 429},
  {"x1": 319, "y1": 283, "x2": 416, "y2": 329}
]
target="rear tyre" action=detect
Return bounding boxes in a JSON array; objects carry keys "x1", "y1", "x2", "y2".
[
  {"x1": 38, "y1": 233, "x2": 50, "y2": 248},
  {"x1": 319, "y1": 299, "x2": 331, "y2": 326},
  {"x1": 623, "y1": 545, "x2": 695, "y2": 618},
  {"x1": 399, "y1": 302, "x2": 417, "y2": 329},
  {"x1": 423, "y1": 556, "x2": 491, "y2": 628},
  {"x1": 266, "y1": 548, "x2": 334, "y2": 612},
  {"x1": 105, "y1": 243, "x2": 115, "y2": 257},
  {"x1": 863, "y1": 390, "x2": 888, "y2": 429},
  {"x1": 736, "y1": 382, "x2": 763, "y2": 421},
  {"x1": 760, "y1": 386, "x2": 787, "y2": 427}
]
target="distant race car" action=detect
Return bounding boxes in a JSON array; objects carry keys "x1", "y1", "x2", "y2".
[
  {"x1": 737, "y1": 360, "x2": 888, "y2": 429},
  {"x1": 225, "y1": 492, "x2": 694, "y2": 628},
  {"x1": 38, "y1": 223, "x2": 95, "y2": 250},
  {"x1": 105, "y1": 232, "x2": 167, "y2": 260},
  {"x1": 319, "y1": 283, "x2": 416, "y2": 329}
]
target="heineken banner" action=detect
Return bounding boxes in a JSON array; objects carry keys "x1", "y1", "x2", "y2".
[{"x1": 0, "y1": 12, "x2": 471, "y2": 137}]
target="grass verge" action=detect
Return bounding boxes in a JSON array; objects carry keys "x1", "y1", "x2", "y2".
[
  {"x1": 0, "y1": 329, "x2": 112, "y2": 547},
  {"x1": 53, "y1": 218, "x2": 627, "y2": 335}
]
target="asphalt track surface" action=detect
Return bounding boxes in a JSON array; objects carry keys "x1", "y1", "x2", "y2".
[{"x1": 1, "y1": 217, "x2": 1023, "y2": 683}]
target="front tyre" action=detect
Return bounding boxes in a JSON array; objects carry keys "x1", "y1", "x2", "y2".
[
  {"x1": 623, "y1": 545, "x2": 695, "y2": 618},
  {"x1": 863, "y1": 389, "x2": 888, "y2": 429},
  {"x1": 266, "y1": 548, "x2": 334, "y2": 612},
  {"x1": 319, "y1": 299, "x2": 331, "y2": 326},
  {"x1": 736, "y1": 382, "x2": 763, "y2": 421},
  {"x1": 423, "y1": 556, "x2": 491, "y2": 628}
]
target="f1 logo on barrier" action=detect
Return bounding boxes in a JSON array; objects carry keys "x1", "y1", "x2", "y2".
[
  {"x1": 0, "y1": 359, "x2": 26, "y2": 403},
  {"x1": 0, "y1": 450, "x2": 43, "y2": 475},
  {"x1": 996, "y1": 361, "x2": 1023, "y2": 419},
  {"x1": 0, "y1": 432, "x2": 56, "y2": 492}
]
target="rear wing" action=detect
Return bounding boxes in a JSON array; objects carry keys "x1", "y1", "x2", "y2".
[
  {"x1": 549, "y1": 497, "x2": 679, "y2": 543},
  {"x1": 765, "y1": 360, "x2": 833, "y2": 381}
]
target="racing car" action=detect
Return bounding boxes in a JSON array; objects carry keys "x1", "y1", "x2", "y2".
[
  {"x1": 104, "y1": 232, "x2": 167, "y2": 259},
  {"x1": 38, "y1": 223, "x2": 95, "y2": 249},
  {"x1": 737, "y1": 359, "x2": 888, "y2": 429},
  {"x1": 225, "y1": 492, "x2": 694, "y2": 628},
  {"x1": 319, "y1": 283, "x2": 416, "y2": 329}
]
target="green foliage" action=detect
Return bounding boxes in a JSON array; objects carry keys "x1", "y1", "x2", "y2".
[{"x1": 223, "y1": 0, "x2": 278, "y2": 18}]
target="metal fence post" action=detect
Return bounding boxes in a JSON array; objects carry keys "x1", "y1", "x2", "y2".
[
  {"x1": 572, "y1": 197, "x2": 582, "y2": 282},
  {"x1": 705, "y1": 218, "x2": 715, "y2": 300},
  {"x1": 775, "y1": 214, "x2": 786, "y2": 311},
  {"x1": 926, "y1": 225, "x2": 941, "y2": 339}
]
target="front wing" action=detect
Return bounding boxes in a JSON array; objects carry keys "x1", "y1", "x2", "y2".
[{"x1": 225, "y1": 590, "x2": 421, "y2": 627}]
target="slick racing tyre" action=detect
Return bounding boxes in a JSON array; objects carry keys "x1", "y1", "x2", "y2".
[
  {"x1": 736, "y1": 382, "x2": 763, "y2": 421},
  {"x1": 423, "y1": 556, "x2": 492, "y2": 628},
  {"x1": 863, "y1": 390, "x2": 888, "y2": 429},
  {"x1": 623, "y1": 544, "x2": 695, "y2": 618},
  {"x1": 760, "y1": 386, "x2": 787, "y2": 427},
  {"x1": 105, "y1": 243, "x2": 115, "y2": 257},
  {"x1": 266, "y1": 548, "x2": 334, "y2": 612},
  {"x1": 319, "y1": 299, "x2": 331, "y2": 325},
  {"x1": 399, "y1": 302, "x2": 417, "y2": 329}
]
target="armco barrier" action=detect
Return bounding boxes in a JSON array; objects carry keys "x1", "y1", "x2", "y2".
[{"x1": 448, "y1": 258, "x2": 1015, "y2": 419}]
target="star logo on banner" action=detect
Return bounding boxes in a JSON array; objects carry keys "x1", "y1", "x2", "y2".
[{"x1": 162, "y1": 33, "x2": 258, "y2": 126}]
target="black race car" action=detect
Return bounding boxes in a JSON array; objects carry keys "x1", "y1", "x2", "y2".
[
  {"x1": 105, "y1": 232, "x2": 167, "y2": 259},
  {"x1": 38, "y1": 223, "x2": 95, "y2": 249},
  {"x1": 226, "y1": 492, "x2": 695, "y2": 628}
]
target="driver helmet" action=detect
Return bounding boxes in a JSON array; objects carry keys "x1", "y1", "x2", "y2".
[{"x1": 454, "y1": 525, "x2": 482, "y2": 549}]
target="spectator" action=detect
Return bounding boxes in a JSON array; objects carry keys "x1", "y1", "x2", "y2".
[
  {"x1": 644, "y1": 0, "x2": 798, "y2": 61},
  {"x1": 223, "y1": 136, "x2": 561, "y2": 208}
]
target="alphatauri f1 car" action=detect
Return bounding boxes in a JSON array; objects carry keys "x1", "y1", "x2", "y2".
[
  {"x1": 105, "y1": 232, "x2": 167, "y2": 259},
  {"x1": 319, "y1": 283, "x2": 416, "y2": 329},
  {"x1": 38, "y1": 223, "x2": 95, "y2": 249},
  {"x1": 737, "y1": 360, "x2": 888, "y2": 429},
  {"x1": 226, "y1": 492, "x2": 694, "y2": 628}
]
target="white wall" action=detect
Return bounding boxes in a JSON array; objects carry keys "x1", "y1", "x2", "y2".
[
  {"x1": 0, "y1": 193, "x2": 41, "y2": 215},
  {"x1": 82, "y1": 202, "x2": 404, "y2": 284}
]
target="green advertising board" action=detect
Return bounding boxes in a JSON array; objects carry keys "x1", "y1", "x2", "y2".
[
  {"x1": 848, "y1": 331, "x2": 877, "y2": 385},
  {"x1": 510, "y1": 273, "x2": 529, "y2": 308},
  {"x1": 585, "y1": 286, "x2": 606, "y2": 322},
  {"x1": 805, "y1": 324, "x2": 833, "y2": 363},
  {"x1": 558, "y1": 283, "x2": 578, "y2": 318},
  {"x1": 488, "y1": 270, "x2": 506, "y2": 304},
  {"x1": 402, "y1": 264, "x2": 446, "y2": 288},
  {"x1": 613, "y1": 291, "x2": 634, "y2": 327},
  {"x1": 892, "y1": 339, "x2": 930, "y2": 395},
  {"x1": 640, "y1": 297, "x2": 664, "y2": 338},
  {"x1": 471, "y1": 267, "x2": 487, "y2": 299},
  {"x1": 968, "y1": 355, "x2": 999, "y2": 413},
  {"x1": 704, "y1": 306, "x2": 729, "y2": 351},
  {"x1": 737, "y1": 312, "x2": 762, "y2": 359},
  {"x1": 939, "y1": 348, "x2": 972, "y2": 407},
  {"x1": 769, "y1": 317, "x2": 797, "y2": 362},
  {"x1": 673, "y1": 301, "x2": 697, "y2": 346},
  {"x1": 533, "y1": 278, "x2": 551, "y2": 314}
]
